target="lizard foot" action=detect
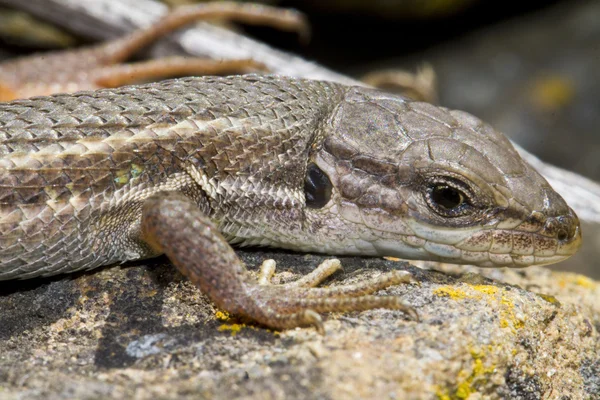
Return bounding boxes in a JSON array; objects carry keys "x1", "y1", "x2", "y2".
[
  {"x1": 258, "y1": 258, "x2": 343, "y2": 287},
  {"x1": 251, "y1": 260, "x2": 417, "y2": 333},
  {"x1": 141, "y1": 191, "x2": 417, "y2": 334}
]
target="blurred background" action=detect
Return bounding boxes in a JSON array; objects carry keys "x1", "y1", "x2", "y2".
[{"x1": 0, "y1": 0, "x2": 598, "y2": 276}]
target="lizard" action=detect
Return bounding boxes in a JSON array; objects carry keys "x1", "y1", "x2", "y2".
[
  {"x1": 0, "y1": 2, "x2": 308, "y2": 101},
  {"x1": 0, "y1": 74, "x2": 582, "y2": 332}
]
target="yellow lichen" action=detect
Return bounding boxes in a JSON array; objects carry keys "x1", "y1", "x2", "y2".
[
  {"x1": 214, "y1": 310, "x2": 230, "y2": 321},
  {"x1": 435, "y1": 388, "x2": 452, "y2": 400},
  {"x1": 455, "y1": 358, "x2": 490, "y2": 398},
  {"x1": 574, "y1": 276, "x2": 596, "y2": 289},
  {"x1": 479, "y1": 285, "x2": 523, "y2": 332},
  {"x1": 434, "y1": 284, "x2": 524, "y2": 332},
  {"x1": 433, "y1": 286, "x2": 468, "y2": 300},
  {"x1": 470, "y1": 285, "x2": 498, "y2": 296},
  {"x1": 536, "y1": 293, "x2": 561, "y2": 306},
  {"x1": 557, "y1": 273, "x2": 598, "y2": 290},
  {"x1": 218, "y1": 323, "x2": 243, "y2": 336},
  {"x1": 435, "y1": 345, "x2": 497, "y2": 400},
  {"x1": 458, "y1": 346, "x2": 497, "y2": 398}
]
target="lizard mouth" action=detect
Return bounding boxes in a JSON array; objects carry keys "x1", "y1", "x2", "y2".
[
  {"x1": 387, "y1": 207, "x2": 583, "y2": 268},
  {"x1": 452, "y1": 227, "x2": 582, "y2": 267},
  {"x1": 319, "y1": 201, "x2": 583, "y2": 268},
  {"x1": 367, "y1": 226, "x2": 582, "y2": 268},
  {"x1": 454, "y1": 207, "x2": 581, "y2": 267}
]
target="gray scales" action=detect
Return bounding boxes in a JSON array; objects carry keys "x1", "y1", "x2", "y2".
[
  {"x1": 2, "y1": 0, "x2": 600, "y2": 226},
  {"x1": 0, "y1": 75, "x2": 581, "y2": 331}
]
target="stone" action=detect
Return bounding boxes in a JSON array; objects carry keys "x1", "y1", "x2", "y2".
[{"x1": 1, "y1": 251, "x2": 598, "y2": 399}]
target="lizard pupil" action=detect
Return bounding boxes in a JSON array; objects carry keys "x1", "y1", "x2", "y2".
[
  {"x1": 304, "y1": 163, "x2": 332, "y2": 209},
  {"x1": 431, "y1": 185, "x2": 464, "y2": 210}
]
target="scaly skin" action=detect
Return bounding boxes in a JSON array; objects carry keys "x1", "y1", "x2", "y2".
[{"x1": 0, "y1": 75, "x2": 581, "y2": 330}]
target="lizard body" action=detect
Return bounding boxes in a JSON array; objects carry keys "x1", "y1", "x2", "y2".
[{"x1": 0, "y1": 75, "x2": 581, "y2": 330}]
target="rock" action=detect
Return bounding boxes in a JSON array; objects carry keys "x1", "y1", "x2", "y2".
[
  {"x1": 1, "y1": 251, "x2": 598, "y2": 399},
  {"x1": 0, "y1": 1, "x2": 598, "y2": 399}
]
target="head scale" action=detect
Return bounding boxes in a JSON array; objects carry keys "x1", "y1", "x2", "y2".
[{"x1": 301, "y1": 86, "x2": 581, "y2": 267}]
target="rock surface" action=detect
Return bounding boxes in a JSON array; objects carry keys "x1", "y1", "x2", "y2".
[
  {"x1": 1, "y1": 251, "x2": 598, "y2": 399},
  {"x1": 0, "y1": 1, "x2": 599, "y2": 399}
]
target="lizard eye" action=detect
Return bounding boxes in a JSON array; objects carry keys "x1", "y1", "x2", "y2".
[
  {"x1": 425, "y1": 180, "x2": 474, "y2": 217},
  {"x1": 305, "y1": 163, "x2": 332, "y2": 209}
]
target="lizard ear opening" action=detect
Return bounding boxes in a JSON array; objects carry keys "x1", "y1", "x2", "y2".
[{"x1": 305, "y1": 163, "x2": 332, "y2": 209}]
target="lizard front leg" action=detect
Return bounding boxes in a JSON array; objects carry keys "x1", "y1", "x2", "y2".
[{"x1": 141, "y1": 191, "x2": 416, "y2": 333}]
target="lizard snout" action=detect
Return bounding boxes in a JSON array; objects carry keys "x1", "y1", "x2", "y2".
[
  {"x1": 520, "y1": 207, "x2": 582, "y2": 263},
  {"x1": 529, "y1": 207, "x2": 581, "y2": 245},
  {"x1": 548, "y1": 208, "x2": 582, "y2": 256},
  {"x1": 551, "y1": 211, "x2": 580, "y2": 244}
]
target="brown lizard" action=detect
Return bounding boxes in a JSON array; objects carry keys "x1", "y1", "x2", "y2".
[
  {"x1": 0, "y1": 2, "x2": 308, "y2": 101},
  {"x1": 0, "y1": 74, "x2": 581, "y2": 332}
]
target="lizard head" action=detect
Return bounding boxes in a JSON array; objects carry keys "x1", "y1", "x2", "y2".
[{"x1": 304, "y1": 86, "x2": 581, "y2": 267}]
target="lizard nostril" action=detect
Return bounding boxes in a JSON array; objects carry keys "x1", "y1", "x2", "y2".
[
  {"x1": 541, "y1": 211, "x2": 579, "y2": 242},
  {"x1": 555, "y1": 209, "x2": 581, "y2": 242}
]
